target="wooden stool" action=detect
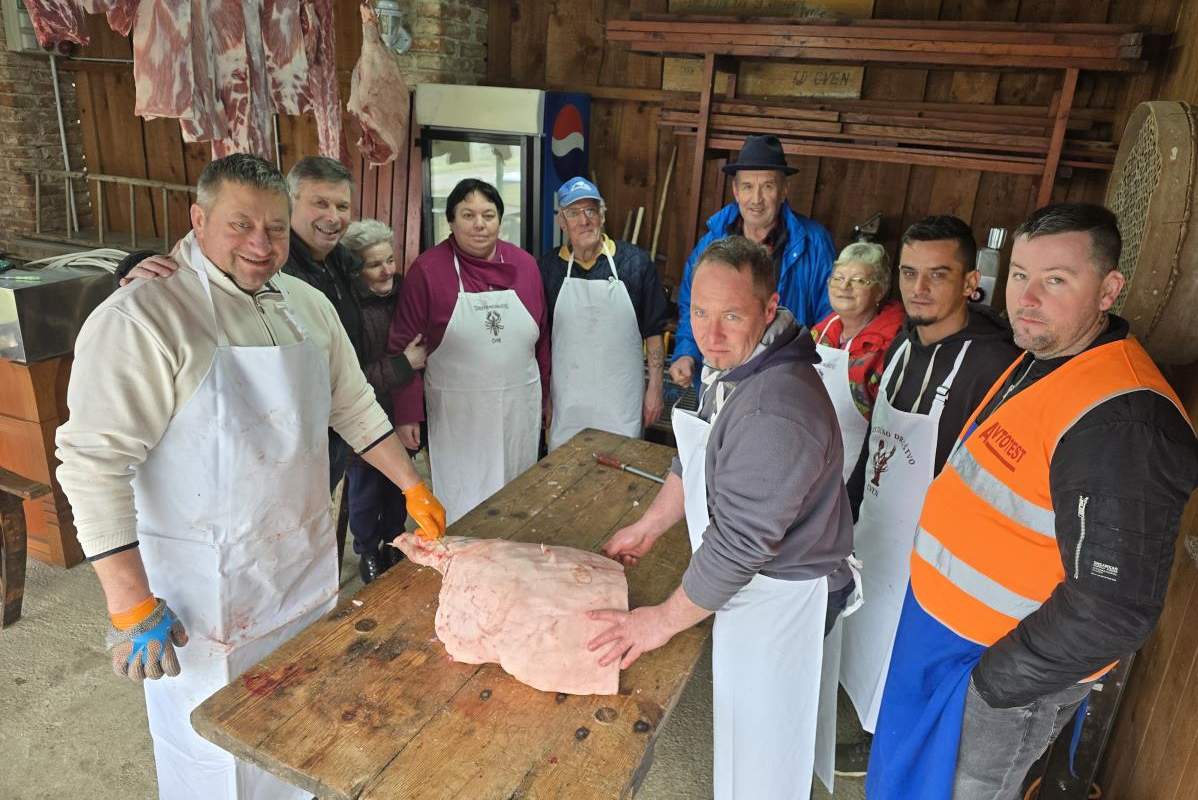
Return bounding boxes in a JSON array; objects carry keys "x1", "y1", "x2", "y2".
[{"x1": 0, "y1": 467, "x2": 51, "y2": 628}]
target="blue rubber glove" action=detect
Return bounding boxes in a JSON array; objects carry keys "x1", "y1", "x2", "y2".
[{"x1": 105, "y1": 598, "x2": 189, "y2": 681}]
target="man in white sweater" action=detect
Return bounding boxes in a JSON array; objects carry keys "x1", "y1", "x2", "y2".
[{"x1": 55, "y1": 154, "x2": 445, "y2": 800}]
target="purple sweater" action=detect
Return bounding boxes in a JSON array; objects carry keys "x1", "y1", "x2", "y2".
[{"x1": 387, "y1": 236, "x2": 550, "y2": 424}]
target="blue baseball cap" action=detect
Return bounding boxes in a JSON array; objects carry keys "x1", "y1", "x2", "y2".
[{"x1": 556, "y1": 177, "x2": 603, "y2": 208}]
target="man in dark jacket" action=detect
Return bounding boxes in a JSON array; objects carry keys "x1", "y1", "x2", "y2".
[
  {"x1": 283, "y1": 156, "x2": 367, "y2": 491},
  {"x1": 592, "y1": 235, "x2": 852, "y2": 798},
  {"x1": 539, "y1": 178, "x2": 671, "y2": 447},
  {"x1": 668, "y1": 135, "x2": 835, "y2": 389},
  {"x1": 868, "y1": 204, "x2": 1197, "y2": 799},
  {"x1": 837, "y1": 215, "x2": 1022, "y2": 776}
]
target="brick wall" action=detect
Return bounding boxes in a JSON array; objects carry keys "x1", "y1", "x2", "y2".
[
  {"x1": 0, "y1": 12, "x2": 90, "y2": 258},
  {"x1": 397, "y1": 0, "x2": 488, "y2": 85}
]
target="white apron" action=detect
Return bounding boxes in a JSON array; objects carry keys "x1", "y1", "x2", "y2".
[
  {"x1": 547, "y1": 250, "x2": 644, "y2": 450},
  {"x1": 810, "y1": 319, "x2": 870, "y2": 790},
  {"x1": 424, "y1": 252, "x2": 541, "y2": 524},
  {"x1": 812, "y1": 317, "x2": 871, "y2": 482},
  {"x1": 673, "y1": 401, "x2": 827, "y2": 800},
  {"x1": 839, "y1": 339, "x2": 971, "y2": 733},
  {"x1": 133, "y1": 241, "x2": 337, "y2": 800}
]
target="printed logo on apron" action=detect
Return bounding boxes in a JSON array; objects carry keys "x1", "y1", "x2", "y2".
[
  {"x1": 484, "y1": 309, "x2": 504, "y2": 338},
  {"x1": 840, "y1": 338, "x2": 972, "y2": 734},
  {"x1": 425, "y1": 251, "x2": 541, "y2": 523}
]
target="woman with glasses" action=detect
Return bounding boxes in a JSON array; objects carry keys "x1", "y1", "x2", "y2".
[
  {"x1": 811, "y1": 243, "x2": 905, "y2": 480},
  {"x1": 387, "y1": 178, "x2": 549, "y2": 524},
  {"x1": 538, "y1": 177, "x2": 670, "y2": 450}
]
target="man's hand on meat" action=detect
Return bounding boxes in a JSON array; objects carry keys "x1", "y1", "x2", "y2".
[
  {"x1": 587, "y1": 586, "x2": 711, "y2": 669},
  {"x1": 602, "y1": 521, "x2": 662, "y2": 568},
  {"x1": 402, "y1": 481, "x2": 446, "y2": 540}
]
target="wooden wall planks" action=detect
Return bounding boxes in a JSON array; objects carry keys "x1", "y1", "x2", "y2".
[
  {"x1": 492, "y1": 0, "x2": 1172, "y2": 290},
  {"x1": 1097, "y1": 3, "x2": 1198, "y2": 795}
]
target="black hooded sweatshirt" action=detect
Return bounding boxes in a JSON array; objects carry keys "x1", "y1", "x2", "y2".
[{"x1": 846, "y1": 304, "x2": 1022, "y2": 517}]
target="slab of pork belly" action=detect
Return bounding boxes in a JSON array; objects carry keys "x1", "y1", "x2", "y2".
[{"x1": 396, "y1": 534, "x2": 627, "y2": 696}]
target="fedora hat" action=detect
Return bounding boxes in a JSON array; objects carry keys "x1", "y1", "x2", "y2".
[{"x1": 722, "y1": 134, "x2": 797, "y2": 175}]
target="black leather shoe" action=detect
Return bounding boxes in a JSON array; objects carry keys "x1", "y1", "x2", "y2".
[
  {"x1": 381, "y1": 544, "x2": 405, "y2": 568},
  {"x1": 359, "y1": 552, "x2": 385, "y2": 584}
]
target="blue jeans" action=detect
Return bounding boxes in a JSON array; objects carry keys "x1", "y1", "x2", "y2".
[{"x1": 345, "y1": 458, "x2": 408, "y2": 555}]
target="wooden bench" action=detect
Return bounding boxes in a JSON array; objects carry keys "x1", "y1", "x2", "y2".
[{"x1": 0, "y1": 467, "x2": 51, "y2": 627}]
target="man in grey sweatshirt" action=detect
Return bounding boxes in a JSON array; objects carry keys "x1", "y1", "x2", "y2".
[{"x1": 589, "y1": 235, "x2": 853, "y2": 799}]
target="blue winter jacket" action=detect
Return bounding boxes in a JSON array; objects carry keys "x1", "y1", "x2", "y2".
[{"x1": 674, "y1": 201, "x2": 835, "y2": 368}]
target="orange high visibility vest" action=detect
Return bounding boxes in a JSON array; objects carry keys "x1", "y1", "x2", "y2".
[{"x1": 911, "y1": 337, "x2": 1189, "y2": 647}]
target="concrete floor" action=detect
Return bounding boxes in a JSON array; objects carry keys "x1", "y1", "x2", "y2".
[{"x1": 0, "y1": 511, "x2": 865, "y2": 800}]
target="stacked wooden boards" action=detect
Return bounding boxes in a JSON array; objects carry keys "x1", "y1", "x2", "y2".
[
  {"x1": 606, "y1": 15, "x2": 1168, "y2": 247},
  {"x1": 607, "y1": 17, "x2": 1160, "y2": 72},
  {"x1": 659, "y1": 96, "x2": 1118, "y2": 176}
]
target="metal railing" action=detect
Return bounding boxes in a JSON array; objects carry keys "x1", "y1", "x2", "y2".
[{"x1": 23, "y1": 169, "x2": 196, "y2": 251}]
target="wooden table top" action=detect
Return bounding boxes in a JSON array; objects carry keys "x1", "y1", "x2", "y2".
[{"x1": 192, "y1": 429, "x2": 710, "y2": 799}]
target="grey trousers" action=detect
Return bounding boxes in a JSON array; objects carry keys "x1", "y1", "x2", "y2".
[{"x1": 952, "y1": 677, "x2": 1093, "y2": 800}]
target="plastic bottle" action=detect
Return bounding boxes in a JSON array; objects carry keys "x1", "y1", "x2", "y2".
[{"x1": 973, "y1": 227, "x2": 1007, "y2": 306}]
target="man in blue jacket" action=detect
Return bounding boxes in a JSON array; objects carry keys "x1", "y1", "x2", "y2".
[{"x1": 668, "y1": 134, "x2": 836, "y2": 388}]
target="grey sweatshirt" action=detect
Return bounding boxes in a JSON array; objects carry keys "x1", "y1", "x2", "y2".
[{"x1": 671, "y1": 310, "x2": 854, "y2": 611}]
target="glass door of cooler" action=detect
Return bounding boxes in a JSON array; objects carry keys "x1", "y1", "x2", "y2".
[{"x1": 422, "y1": 129, "x2": 535, "y2": 252}]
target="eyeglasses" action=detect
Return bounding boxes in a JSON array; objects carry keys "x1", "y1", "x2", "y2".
[
  {"x1": 828, "y1": 274, "x2": 877, "y2": 289},
  {"x1": 561, "y1": 207, "x2": 601, "y2": 221}
]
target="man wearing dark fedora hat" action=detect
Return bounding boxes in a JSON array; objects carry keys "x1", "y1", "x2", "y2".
[{"x1": 669, "y1": 134, "x2": 835, "y2": 389}]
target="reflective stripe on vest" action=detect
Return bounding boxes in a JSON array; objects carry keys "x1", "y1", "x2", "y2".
[{"x1": 911, "y1": 337, "x2": 1189, "y2": 646}]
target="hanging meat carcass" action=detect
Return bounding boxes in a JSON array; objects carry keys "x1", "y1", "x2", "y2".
[
  {"x1": 23, "y1": 0, "x2": 88, "y2": 50},
  {"x1": 260, "y1": 0, "x2": 313, "y2": 117},
  {"x1": 301, "y1": 0, "x2": 345, "y2": 162},
  {"x1": 347, "y1": 2, "x2": 411, "y2": 166}
]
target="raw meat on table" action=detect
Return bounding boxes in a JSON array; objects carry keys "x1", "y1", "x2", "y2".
[
  {"x1": 348, "y1": 3, "x2": 411, "y2": 166},
  {"x1": 395, "y1": 533, "x2": 628, "y2": 696}
]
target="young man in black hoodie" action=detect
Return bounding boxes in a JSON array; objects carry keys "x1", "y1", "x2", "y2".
[{"x1": 836, "y1": 215, "x2": 1021, "y2": 775}]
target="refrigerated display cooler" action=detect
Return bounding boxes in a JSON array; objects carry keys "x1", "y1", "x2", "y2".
[{"x1": 413, "y1": 84, "x2": 590, "y2": 258}]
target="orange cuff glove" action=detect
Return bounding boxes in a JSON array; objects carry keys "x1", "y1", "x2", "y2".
[{"x1": 404, "y1": 481, "x2": 447, "y2": 540}]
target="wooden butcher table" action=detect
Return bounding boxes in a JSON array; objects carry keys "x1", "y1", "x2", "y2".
[{"x1": 192, "y1": 429, "x2": 710, "y2": 799}]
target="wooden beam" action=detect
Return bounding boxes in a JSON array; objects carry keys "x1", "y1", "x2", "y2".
[
  {"x1": 684, "y1": 53, "x2": 717, "y2": 255},
  {"x1": 1037, "y1": 68, "x2": 1080, "y2": 207},
  {"x1": 617, "y1": 39, "x2": 1145, "y2": 72},
  {"x1": 403, "y1": 110, "x2": 423, "y2": 272},
  {"x1": 699, "y1": 133, "x2": 1048, "y2": 175}
]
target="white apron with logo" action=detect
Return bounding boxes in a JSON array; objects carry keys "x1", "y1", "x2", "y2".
[
  {"x1": 547, "y1": 250, "x2": 644, "y2": 450},
  {"x1": 134, "y1": 239, "x2": 336, "y2": 799},
  {"x1": 839, "y1": 339, "x2": 971, "y2": 732},
  {"x1": 673, "y1": 399, "x2": 827, "y2": 800},
  {"x1": 812, "y1": 317, "x2": 871, "y2": 482},
  {"x1": 425, "y1": 253, "x2": 541, "y2": 524}
]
